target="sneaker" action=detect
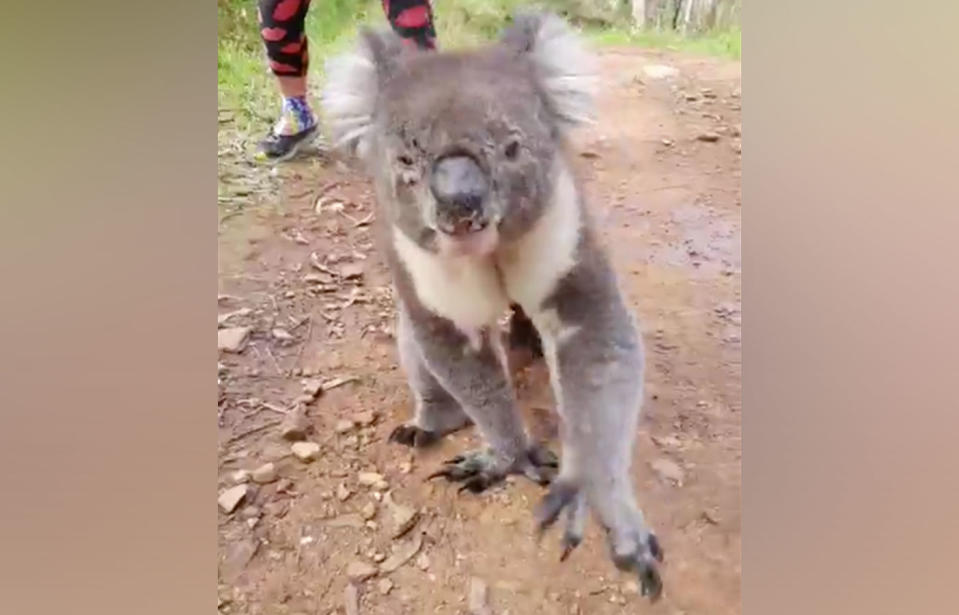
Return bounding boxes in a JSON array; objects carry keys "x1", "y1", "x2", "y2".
[
  {"x1": 255, "y1": 124, "x2": 318, "y2": 162},
  {"x1": 255, "y1": 95, "x2": 318, "y2": 162}
]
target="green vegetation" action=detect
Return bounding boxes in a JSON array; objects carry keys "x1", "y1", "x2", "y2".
[{"x1": 217, "y1": 0, "x2": 740, "y2": 131}]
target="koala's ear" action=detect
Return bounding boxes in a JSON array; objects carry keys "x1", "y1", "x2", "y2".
[
  {"x1": 322, "y1": 27, "x2": 405, "y2": 154},
  {"x1": 500, "y1": 12, "x2": 598, "y2": 129}
]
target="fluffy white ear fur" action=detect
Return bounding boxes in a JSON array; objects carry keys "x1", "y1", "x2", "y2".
[
  {"x1": 322, "y1": 12, "x2": 596, "y2": 156},
  {"x1": 321, "y1": 32, "x2": 385, "y2": 157},
  {"x1": 504, "y1": 12, "x2": 599, "y2": 128}
]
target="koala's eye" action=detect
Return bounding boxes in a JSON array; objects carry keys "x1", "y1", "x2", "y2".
[
  {"x1": 397, "y1": 154, "x2": 415, "y2": 167},
  {"x1": 504, "y1": 140, "x2": 520, "y2": 160}
]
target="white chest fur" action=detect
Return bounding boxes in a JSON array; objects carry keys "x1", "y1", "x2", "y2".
[{"x1": 391, "y1": 162, "x2": 583, "y2": 332}]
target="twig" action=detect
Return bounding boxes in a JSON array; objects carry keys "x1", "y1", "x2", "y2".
[
  {"x1": 295, "y1": 317, "x2": 314, "y2": 367},
  {"x1": 260, "y1": 402, "x2": 289, "y2": 415},
  {"x1": 225, "y1": 419, "x2": 283, "y2": 445},
  {"x1": 264, "y1": 345, "x2": 283, "y2": 376}
]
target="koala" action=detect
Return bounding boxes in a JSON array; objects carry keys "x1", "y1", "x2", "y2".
[{"x1": 323, "y1": 11, "x2": 663, "y2": 600}]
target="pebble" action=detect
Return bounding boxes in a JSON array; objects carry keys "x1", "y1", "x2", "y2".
[
  {"x1": 468, "y1": 577, "x2": 491, "y2": 615},
  {"x1": 354, "y1": 410, "x2": 376, "y2": 426},
  {"x1": 337, "y1": 483, "x2": 353, "y2": 501},
  {"x1": 650, "y1": 457, "x2": 685, "y2": 486},
  {"x1": 335, "y1": 419, "x2": 356, "y2": 434},
  {"x1": 291, "y1": 441, "x2": 321, "y2": 462},
  {"x1": 218, "y1": 485, "x2": 249, "y2": 514},
  {"x1": 357, "y1": 472, "x2": 385, "y2": 487},
  {"x1": 346, "y1": 561, "x2": 378, "y2": 583},
  {"x1": 377, "y1": 578, "x2": 394, "y2": 595},
  {"x1": 415, "y1": 552, "x2": 430, "y2": 570},
  {"x1": 361, "y1": 501, "x2": 377, "y2": 520},
  {"x1": 218, "y1": 327, "x2": 252, "y2": 352},
  {"x1": 301, "y1": 378, "x2": 324, "y2": 398},
  {"x1": 697, "y1": 132, "x2": 721, "y2": 142},
  {"x1": 230, "y1": 469, "x2": 250, "y2": 484},
  {"x1": 239, "y1": 505, "x2": 261, "y2": 520},
  {"x1": 272, "y1": 328, "x2": 294, "y2": 341},
  {"x1": 251, "y1": 462, "x2": 278, "y2": 484},
  {"x1": 344, "y1": 583, "x2": 359, "y2": 615},
  {"x1": 280, "y1": 406, "x2": 311, "y2": 441}
]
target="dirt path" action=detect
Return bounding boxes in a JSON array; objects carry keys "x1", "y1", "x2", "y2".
[{"x1": 218, "y1": 47, "x2": 741, "y2": 615}]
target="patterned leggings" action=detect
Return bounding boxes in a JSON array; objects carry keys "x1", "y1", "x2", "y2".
[{"x1": 258, "y1": 0, "x2": 437, "y2": 78}]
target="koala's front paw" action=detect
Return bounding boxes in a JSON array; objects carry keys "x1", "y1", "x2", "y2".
[
  {"x1": 427, "y1": 444, "x2": 558, "y2": 493},
  {"x1": 536, "y1": 481, "x2": 665, "y2": 603}
]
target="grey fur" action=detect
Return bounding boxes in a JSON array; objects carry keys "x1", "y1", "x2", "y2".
[{"x1": 323, "y1": 11, "x2": 663, "y2": 601}]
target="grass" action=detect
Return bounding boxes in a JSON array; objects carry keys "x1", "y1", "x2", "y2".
[
  {"x1": 587, "y1": 25, "x2": 740, "y2": 60},
  {"x1": 217, "y1": 0, "x2": 740, "y2": 135}
]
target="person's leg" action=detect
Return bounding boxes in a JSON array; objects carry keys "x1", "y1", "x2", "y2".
[
  {"x1": 383, "y1": 0, "x2": 438, "y2": 50},
  {"x1": 256, "y1": 0, "x2": 317, "y2": 162}
]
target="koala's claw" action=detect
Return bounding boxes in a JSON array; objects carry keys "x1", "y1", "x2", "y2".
[
  {"x1": 428, "y1": 445, "x2": 558, "y2": 494},
  {"x1": 536, "y1": 482, "x2": 587, "y2": 561},
  {"x1": 611, "y1": 533, "x2": 665, "y2": 603},
  {"x1": 388, "y1": 424, "x2": 440, "y2": 448},
  {"x1": 426, "y1": 449, "x2": 505, "y2": 493}
]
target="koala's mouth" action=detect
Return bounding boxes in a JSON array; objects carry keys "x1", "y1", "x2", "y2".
[
  {"x1": 436, "y1": 215, "x2": 489, "y2": 237},
  {"x1": 433, "y1": 220, "x2": 499, "y2": 258}
]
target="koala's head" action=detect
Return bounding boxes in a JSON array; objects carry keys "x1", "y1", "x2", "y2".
[{"x1": 323, "y1": 12, "x2": 596, "y2": 256}]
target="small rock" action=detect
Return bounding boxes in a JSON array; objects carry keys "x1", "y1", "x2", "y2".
[
  {"x1": 701, "y1": 88, "x2": 716, "y2": 98},
  {"x1": 732, "y1": 141, "x2": 742, "y2": 154},
  {"x1": 357, "y1": 472, "x2": 385, "y2": 487},
  {"x1": 346, "y1": 560, "x2": 378, "y2": 583},
  {"x1": 377, "y1": 578, "x2": 394, "y2": 595},
  {"x1": 280, "y1": 406, "x2": 311, "y2": 442},
  {"x1": 218, "y1": 327, "x2": 252, "y2": 353},
  {"x1": 339, "y1": 262, "x2": 365, "y2": 280},
  {"x1": 344, "y1": 583, "x2": 360, "y2": 615},
  {"x1": 335, "y1": 419, "x2": 356, "y2": 434},
  {"x1": 251, "y1": 462, "x2": 278, "y2": 484},
  {"x1": 684, "y1": 93, "x2": 699, "y2": 101},
  {"x1": 372, "y1": 552, "x2": 387, "y2": 563},
  {"x1": 275, "y1": 478, "x2": 294, "y2": 494},
  {"x1": 354, "y1": 410, "x2": 376, "y2": 426},
  {"x1": 301, "y1": 378, "x2": 324, "y2": 398},
  {"x1": 399, "y1": 461, "x2": 412, "y2": 474},
  {"x1": 385, "y1": 492, "x2": 420, "y2": 538},
  {"x1": 272, "y1": 328, "x2": 294, "y2": 342},
  {"x1": 337, "y1": 483, "x2": 353, "y2": 501},
  {"x1": 661, "y1": 138, "x2": 673, "y2": 146},
  {"x1": 230, "y1": 469, "x2": 250, "y2": 484},
  {"x1": 415, "y1": 552, "x2": 430, "y2": 570},
  {"x1": 468, "y1": 577, "x2": 491, "y2": 615},
  {"x1": 642, "y1": 64, "x2": 678, "y2": 79},
  {"x1": 380, "y1": 532, "x2": 423, "y2": 573},
  {"x1": 650, "y1": 458, "x2": 685, "y2": 486},
  {"x1": 696, "y1": 132, "x2": 721, "y2": 142},
  {"x1": 361, "y1": 501, "x2": 377, "y2": 520},
  {"x1": 623, "y1": 580, "x2": 641, "y2": 595},
  {"x1": 218, "y1": 485, "x2": 249, "y2": 513},
  {"x1": 240, "y1": 505, "x2": 261, "y2": 519},
  {"x1": 579, "y1": 149, "x2": 600, "y2": 159},
  {"x1": 291, "y1": 441, "x2": 321, "y2": 462}
]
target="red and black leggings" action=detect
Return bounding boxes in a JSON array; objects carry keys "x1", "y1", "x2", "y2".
[{"x1": 258, "y1": 0, "x2": 436, "y2": 78}]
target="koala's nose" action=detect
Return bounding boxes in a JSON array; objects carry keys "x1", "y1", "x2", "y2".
[{"x1": 430, "y1": 155, "x2": 489, "y2": 234}]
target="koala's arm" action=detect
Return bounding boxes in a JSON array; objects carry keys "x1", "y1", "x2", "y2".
[
  {"x1": 533, "y1": 239, "x2": 658, "y2": 564},
  {"x1": 401, "y1": 299, "x2": 531, "y2": 466}
]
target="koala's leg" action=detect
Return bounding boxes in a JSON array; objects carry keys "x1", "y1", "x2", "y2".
[
  {"x1": 406, "y1": 309, "x2": 557, "y2": 492},
  {"x1": 529, "y1": 276, "x2": 664, "y2": 601},
  {"x1": 389, "y1": 307, "x2": 471, "y2": 448}
]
